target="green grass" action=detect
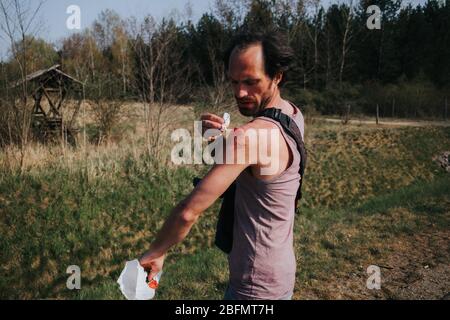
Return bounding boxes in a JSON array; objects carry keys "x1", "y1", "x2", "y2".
[
  {"x1": 294, "y1": 173, "x2": 450, "y2": 286},
  {"x1": 0, "y1": 125, "x2": 449, "y2": 299}
]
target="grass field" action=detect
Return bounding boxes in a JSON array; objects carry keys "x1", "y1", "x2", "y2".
[{"x1": 0, "y1": 108, "x2": 449, "y2": 300}]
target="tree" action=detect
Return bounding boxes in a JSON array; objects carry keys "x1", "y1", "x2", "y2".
[
  {"x1": 242, "y1": 0, "x2": 276, "y2": 32},
  {"x1": 213, "y1": 0, "x2": 251, "y2": 30},
  {"x1": 61, "y1": 32, "x2": 94, "y2": 82},
  {"x1": 111, "y1": 23, "x2": 131, "y2": 95},
  {"x1": 129, "y1": 15, "x2": 194, "y2": 162},
  {"x1": 92, "y1": 9, "x2": 122, "y2": 52},
  {"x1": 303, "y1": 0, "x2": 324, "y2": 88},
  {"x1": 190, "y1": 13, "x2": 231, "y2": 108},
  {"x1": 0, "y1": 0, "x2": 45, "y2": 170},
  {"x1": 338, "y1": 0, "x2": 355, "y2": 86}
]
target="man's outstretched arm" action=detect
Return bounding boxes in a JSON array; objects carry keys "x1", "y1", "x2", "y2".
[{"x1": 139, "y1": 134, "x2": 251, "y2": 280}]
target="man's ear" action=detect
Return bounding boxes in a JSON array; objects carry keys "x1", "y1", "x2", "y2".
[{"x1": 273, "y1": 72, "x2": 283, "y2": 86}]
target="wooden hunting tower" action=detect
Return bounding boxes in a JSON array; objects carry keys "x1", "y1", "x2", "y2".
[{"x1": 16, "y1": 64, "x2": 84, "y2": 146}]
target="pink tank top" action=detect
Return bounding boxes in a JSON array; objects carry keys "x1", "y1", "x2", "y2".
[{"x1": 227, "y1": 104, "x2": 305, "y2": 299}]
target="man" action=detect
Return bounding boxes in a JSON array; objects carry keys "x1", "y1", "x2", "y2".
[{"x1": 139, "y1": 30, "x2": 305, "y2": 300}]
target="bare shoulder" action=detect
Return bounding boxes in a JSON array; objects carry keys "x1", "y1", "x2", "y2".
[
  {"x1": 231, "y1": 118, "x2": 280, "y2": 147},
  {"x1": 237, "y1": 117, "x2": 279, "y2": 133},
  {"x1": 250, "y1": 117, "x2": 279, "y2": 129}
]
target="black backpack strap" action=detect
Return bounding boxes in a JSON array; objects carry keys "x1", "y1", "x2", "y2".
[{"x1": 257, "y1": 107, "x2": 307, "y2": 207}]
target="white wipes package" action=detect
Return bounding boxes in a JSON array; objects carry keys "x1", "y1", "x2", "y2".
[
  {"x1": 117, "y1": 259, "x2": 162, "y2": 300},
  {"x1": 223, "y1": 112, "x2": 230, "y2": 129},
  {"x1": 221, "y1": 112, "x2": 232, "y2": 139}
]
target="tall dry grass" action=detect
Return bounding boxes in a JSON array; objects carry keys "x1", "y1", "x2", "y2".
[{"x1": 0, "y1": 102, "x2": 198, "y2": 179}]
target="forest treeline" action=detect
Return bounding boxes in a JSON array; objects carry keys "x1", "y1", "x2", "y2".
[{"x1": 1, "y1": 0, "x2": 449, "y2": 120}]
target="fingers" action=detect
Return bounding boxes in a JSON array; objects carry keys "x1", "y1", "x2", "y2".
[
  {"x1": 201, "y1": 113, "x2": 224, "y2": 124},
  {"x1": 138, "y1": 251, "x2": 164, "y2": 285},
  {"x1": 140, "y1": 261, "x2": 157, "y2": 281},
  {"x1": 138, "y1": 256, "x2": 154, "y2": 280},
  {"x1": 201, "y1": 113, "x2": 226, "y2": 135},
  {"x1": 148, "y1": 270, "x2": 158, "y2": 282},
  {"x1": 202, "y1": 120, "x2": 224, "y2": 134}
]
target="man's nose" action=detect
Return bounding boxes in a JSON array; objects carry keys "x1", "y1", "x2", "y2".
[{"x1": 235, "y1": 86, "x2": 248, "y2": 99}]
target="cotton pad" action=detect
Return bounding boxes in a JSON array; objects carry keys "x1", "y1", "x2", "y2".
[{"x1": 117, "y1": 259, "x2": 163, "y2": 300}]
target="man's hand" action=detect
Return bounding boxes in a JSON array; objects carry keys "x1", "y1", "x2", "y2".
[
  {"x1": 200, "y1": 113, "x2": 224, "y2": 135},
  {"x1": 139, "y1": 251, "x2": 166, "y2": 282}
]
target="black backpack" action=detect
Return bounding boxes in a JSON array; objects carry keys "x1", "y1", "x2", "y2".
[{"x1": 193, "y1": 107, "x2": 307, "y2": 254}]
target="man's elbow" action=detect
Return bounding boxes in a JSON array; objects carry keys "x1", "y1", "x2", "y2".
[{"x1": 178, "y1": 201, "x2": 200, "y2": 225}]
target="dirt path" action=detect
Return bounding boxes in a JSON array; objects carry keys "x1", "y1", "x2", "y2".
[
  {"x1": 298, "y1": 229, "x2": 450, "y2": 300},
  {"x1": 317, "y1": 118, "x2": 450, "y2": 127}
]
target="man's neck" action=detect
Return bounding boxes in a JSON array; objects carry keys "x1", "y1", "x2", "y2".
[{"x1": 254, "y1": 91, "x2": 293, "y2": 117}]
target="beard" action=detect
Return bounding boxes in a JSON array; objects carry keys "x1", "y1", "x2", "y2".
[
  {"x1": 238, "y1": 103, "x2": 257, "y2": 116},
  {"x1": 236, "y1": 84, "x2": 275, "y2": 117},
  {"x1": 237, "y1": 96, "x2": 271, "y2": 117}
]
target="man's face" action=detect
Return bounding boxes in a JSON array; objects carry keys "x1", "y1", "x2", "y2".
[{"x1": 227, "y1": 43, "x2": 278, "y2": 117}]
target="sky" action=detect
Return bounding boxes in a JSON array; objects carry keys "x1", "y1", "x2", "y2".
[
  {"x1": 0, "y1": 0, "x2": 428, "y2": 60},
  {"x1": 0, "y1": 0, "x2": 214, "y2": 59},
  {"x1": 37, "y1": 0, "x2": 214, "y2": 42}
]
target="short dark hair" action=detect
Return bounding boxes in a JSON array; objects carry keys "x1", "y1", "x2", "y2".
[{"x1": 223, "y1": 30, "x2": 294, "y2": 86}]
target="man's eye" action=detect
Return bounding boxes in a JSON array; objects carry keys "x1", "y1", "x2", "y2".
[{"x1": 245, "y1": 80, "x2": 258, "y2": 86}]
